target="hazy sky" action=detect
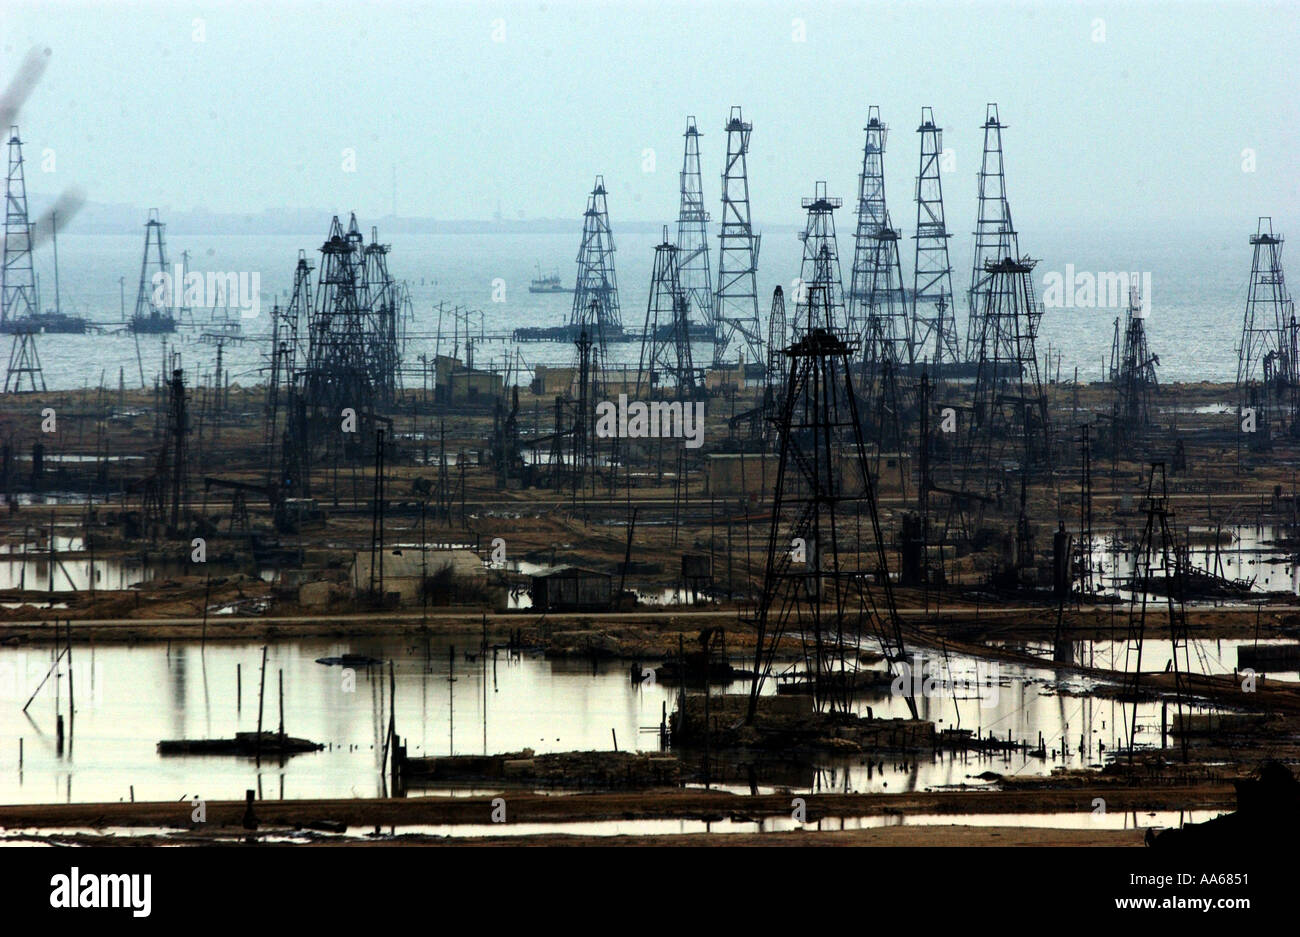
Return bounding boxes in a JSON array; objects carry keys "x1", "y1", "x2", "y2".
[{"x1": 5, "y1": 0, "x2": 1298, "y2": 230}]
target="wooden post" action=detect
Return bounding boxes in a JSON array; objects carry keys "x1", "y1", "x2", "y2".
[
  {"x1": 236, "y1": 663, "x2": 242, "y2": 713},
  {"x1": 611, "y1": 728, "x2": 618, "y2": 752},
  {"x1": 255, "y1": 645, "x2": 268, "y2": 766},
  {"x1": 277, "y1": 669, "x2": 284, "y2": 737},
  {"x1": 66, "y1": 619, "x2": 74, "y2": 729}
]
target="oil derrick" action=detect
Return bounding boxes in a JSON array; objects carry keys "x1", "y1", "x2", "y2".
[
  {"x1": 2, "y1": 126, "x2": 38, "y2": 328},
  {"x1": 957, "y1": 255, "x2": 1052, "y2": 534},
  {"x1": 795, "y1": 182, "x2": 846, "y2": 333},
  {"x1": 362, "y1": 226, "x2": 400, "y2": 404},
  {"x1": 301, "y1": 216, "x2": 377, "y2": 463},
  {"x1": 141, "y1": 364, "x2": 189, "y2": 537},
  {"x1": 1235, "y1": 217, "x2": 1296, "y2": 446},
  {"x1": 165, "y1": 366, "x2": 189, "y2": 534},
  {"x1": 1111, "y1": 284, "x2": 1159, "y2": 447},
  {"x1": 712, "y1": 106, "x2": 763, "y2": 368},
  {"x1": 492, "y1": 386, "x2": 524, "y2": 487},
  {"x1": 2, "y1": 127, "x2": 45, "y2": 392},
  {"x1": 131, "y1": 209, "x2": 175, "y2": 332},
  {"x1": 848, "y1": 107, "x2": 911, "y2": 374},
  {"x1": 568, "y1": 298, "x2": 606, "y2": 496},
  {"x1": 4, "y1": 330, "x2": 44, "y2": 392},
  {"x1": 746, "y1": 280, "x2": 915, "y2": 722},
  {"x1": 1122, "y1": 463, "x2": 1192, "y2": 764},
  {"x1": 910, "y1": 108, "x2": 961, "y2": 372},
  {"x1": 637, "y1": 231, "x2": 702, "y2": 400},
  {"x1": 761, "y1": 286, "x2": 788, "y2": 426},
  {"x1": 964, "y1": 105, "x2": 1018, "y2": 361},
  {"x1": 265, "y1": 251, "x2": 312, "y2": 499},
  {"x1": 676, "y1": 117, "x2": 713, "y2": 339},
  {"x1": 568, "y1": 176, "x2": 622, "y2": 342}
]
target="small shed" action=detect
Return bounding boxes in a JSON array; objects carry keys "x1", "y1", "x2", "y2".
[
  {"x1": 529, "y1": 566, "x2": 613, "y2": 612},
  {"x1": 349, "y1": 548, "x2": 490, "y2": 606}
]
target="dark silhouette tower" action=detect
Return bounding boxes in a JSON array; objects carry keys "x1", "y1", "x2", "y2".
[
  {"x1": 795, "y1": 181, "x2": 845, "y2": 334},
  {"x1": 637, "y1": 229, "x2": 702, "y2": 400},
  {"x1": 712, "y1": 106, "x2": 763, "y2": 368},
  {"x1": 569, "y1": 176, "x2": 622, "y2": 345},
  {"x1": 2, "y1": 126, "x2": 37, "y2": 328},
  {"x1": 961, "y1": 256, "x2": 1052, "y2": 517},
  {"x1": 910, "y1": 108, "x2": 961, "y2": 372},
  {"x1": 965, "y1": 104, "x2": 1018, "y2": 360},
  {"x1": 2, "y1": 125, "x2": 44, "y2": 392},
  {"x1": 1112, "y1": 283, "x2": 1159, "y2": 444},
  {"x1": 746, "y1": 278, "x2": 915, "y2": 722},
  {"x1": 848, "y1": 107, "x2": 911, "y2": 374},
  {"x1": 1235, "y1": 217, "x2": 1296, "y2": 442},
  {"x1": 676, "y1": 117, "x2": 713, "y2": 337},
  {"x1": 265, "y1": 250, "x2": 313, "y2": 495},
  {"x1": 304, "y1": 215, "x2": 373, "y2": 446},
  {"x1": 131, "y1": 209, "x2": 176, "y2": 333}
]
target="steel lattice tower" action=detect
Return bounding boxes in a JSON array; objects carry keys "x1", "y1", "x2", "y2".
[
  {"x1": 676, "y1": 117, "x2": 713, "y2": 334},
  {"x1": 2, "y1": 126, "x2": 37, "y2": 328},
  {"x1": 637, "y1": 229, "x2": 701, "y2": 399},
  {"x1": 569, "y1": 176, "x2": 622, "y2": 335},
  {"x1": 301, "y1": 215, "x2": 374, "y2": 461},
  {"x1": 4, "y1": 331, "x2": 44, "y2": 392},
  {"x1": 848, "y1": 108, "x2": 911, "y2": 374},
  {"x1": 963, "y1": 256, "x2": 1052, "y2": 504},
  {"x1": 764, "y1": 285, "x2": 787, "y2": 397},
  {"x1": 795, "y1": 182, "x2": 846, "y2": 334},
  {"x1": 1122, "y1": 463, "x2": 1192, "y2": 764},
  {"x1": 1236, "y1": 217, "x2": 1296, "y2": 437},
  {"x1": 746, "y1": 285, "x2": 915, "y2": 722},
  {"x1": 265, "y1": 250, "x2": 313, "y2": 494},
  {"x1": 911, "y1": 108, "x2": 961, "y2": 371},
  {"x1": 965, "y1": 104, "x2": 1019, "y2": 360},
  {"x1": 132, "y1": 209, "x2": 171, "y2": 327},
  {"x1": 1113, "y1": 283, "x2": 1159, "y2": 440},
  {"x1": 713, "y1": 106, "x2": 763, "y2": 368},
  {"x1": 363, "y1": 226, "x2": 400, "y2": 403}
]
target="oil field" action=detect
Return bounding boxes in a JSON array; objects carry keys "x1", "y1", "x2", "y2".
[{"x1": 0, "y1": 2, "x2": 1296, "y2": 884}]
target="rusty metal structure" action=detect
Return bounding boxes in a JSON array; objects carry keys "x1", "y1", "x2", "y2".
[
  {"x1": 746, "y1": 276, "x2": 914, "y2": 721},
  {"x1": 964, "y1": 104, "x2": 1017, "y2": 361},
  {"x1": 676, "y1": 117, "x2": 714, "y2": 340},
  {"x1": 849, "y1": 107, "x2": 911, "y2": 380},
  {"x1": 1235, "y1": 216, "x2": 1297, "y2": 444},
  {"x1": 569, "y1": 176, "x2": 622, "y2": 343},
  {"x1": 795, "y1": 182, "x2": 846, "y2": 334},
  {"x1": 712, "y1": 107, "x2": 763, "y2": 369},
  {"x1": 637, "y1": 230, "x2": 702, "y2": 400},
  {"x1": 1110, "y1": 282, "x2": 1159, "y2": 445},
  {"x1": 910, "y1": 107, "x2": 961, "y2": 374}
]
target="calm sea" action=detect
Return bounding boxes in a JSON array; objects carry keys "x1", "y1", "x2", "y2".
[{"x1": 12, "y1": 223, "x2": 1254, "y2": 392}]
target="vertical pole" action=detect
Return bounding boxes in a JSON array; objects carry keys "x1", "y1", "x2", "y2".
[{"x1": 255, "y1": 645, "x2": 268, "y2": 766}]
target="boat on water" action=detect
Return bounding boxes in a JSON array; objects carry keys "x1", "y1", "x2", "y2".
[
  {"x1": 0, "y1": 312, "x2": 88, "y2": 334},
  {"x1": 529, "y1": 262, "x2": 572, "y2": 294},
  {"x1": 129, "y1": 309, "x2": 177, "y2": 333}
]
